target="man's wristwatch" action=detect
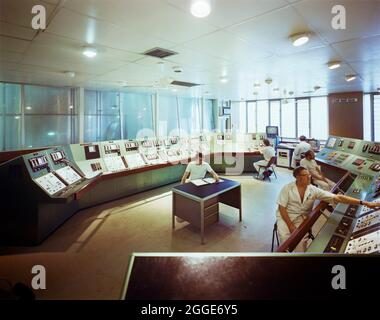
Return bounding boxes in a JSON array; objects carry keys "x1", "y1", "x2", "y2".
[{"x1": 359, "y1": 200, "x2": 363, "y2": 205}]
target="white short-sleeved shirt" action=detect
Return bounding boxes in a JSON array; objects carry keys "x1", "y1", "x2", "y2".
[
  {"x1": 300, "y1": 158, "x2": 320, "y2": 177},
  {"x1": 261, "y1": 146, "x2": 276, "y2": 162},
  {"x1": 293, "y1": 141, "x2": 311, "y2": 160},
  {"x1": 185, "y1": 161, "x2": 214, "y2": 180},
  {"x1": 276, "y1": 182, "x2": 336, "y2": 221}
]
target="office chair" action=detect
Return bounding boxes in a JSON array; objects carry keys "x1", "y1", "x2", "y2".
[
  {"x1": 271, "y1": 222, "x2": 280, "y2": 252},
  {"x1": 257, "y1": 156, "x2": 277, "y2": 182}
]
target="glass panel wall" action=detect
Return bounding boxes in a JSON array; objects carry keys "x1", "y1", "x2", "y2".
[
  {"x1": 296, "y1": 98, "x2": 310, "y2": 137},
  {"x1": 310, "y1": 96, "x2": 328, "y2": 141},
  {"x1": 269, "y1": 100, "x2": 281, "y2": 135},
  {"x1": 247, "y1": 101, "x2": 257, "y2": 133},
  {"x1": 281, "y1": 99, "x2": 296, "y2": 138},
  {"x1": 122, "y1": 92, "x2": 154, "y2": 139},
  {"x1": 157, "y1": 95, "x2": 179, "y2": 137},
  {"x1": 178, "y1": 97, "x2": 201, "y2": 136},
  {"x1": 203, "y1": 99, "x2": 214, "y2": 132}
]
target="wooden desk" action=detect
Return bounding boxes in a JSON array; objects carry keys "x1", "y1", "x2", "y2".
[{"x1": 172, "y1": 178, "x2": 242, "y2": 244}]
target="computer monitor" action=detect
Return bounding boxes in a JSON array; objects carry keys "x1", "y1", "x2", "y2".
[{"x1": 266, "y1": 126, "x2": 279, "y2": 136}]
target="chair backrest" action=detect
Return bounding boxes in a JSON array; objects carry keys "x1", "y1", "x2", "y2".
[{"x1": 266, "y1": 156, "x2": 277, "y2": 168}]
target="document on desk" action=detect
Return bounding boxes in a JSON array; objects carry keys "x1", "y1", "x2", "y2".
[
  {"x1": 203, "y1": 178, "x2": 224, "y2": 184},
  {"x1": 191, "y1": 178, "x2": 224, "y2": 186},
  {"x1": 191, "y1": 179, "x2": 209, "y2": 186}
]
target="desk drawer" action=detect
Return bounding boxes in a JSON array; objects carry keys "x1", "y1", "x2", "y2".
[
  {"x1": 204, "y1": 203, "x2": 219, "y2": 217},
  {"x1": 204, "y1": 212, "x2": 218, "y2": 228},
  {"x1": 204, "y1": 197, "x2": 218, "y2": 208}
]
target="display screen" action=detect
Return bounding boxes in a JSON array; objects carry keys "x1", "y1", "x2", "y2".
[
  {"x1": 326, "y1": 138, "x2": 337, "y2": 148},
  {"x1": 51, "y1": 151, "x2": 65, "y2": 162},
  {"x1": 266, "y1": 126, "x2": 278, "y2": 135},
  {"x1": 84, "y1": 145, "x2": 100, "y2": 160}
]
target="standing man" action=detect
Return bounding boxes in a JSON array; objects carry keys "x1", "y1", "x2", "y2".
[
  {"x1": 291, "y1": 135, "x2": 311, "y2": 168},
  {"x1": 253, "y1": 139, "x2": 276, "y2": 175},
  {"x1": 276, "y1": 166, "x2": 380, "y2": 251},
  {"x1": 300, "y1": 150, "x2": 335, "y2": 191}
]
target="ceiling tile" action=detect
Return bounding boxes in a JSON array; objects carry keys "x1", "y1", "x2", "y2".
[
  {"x1": 228, "y1": 6, "x2": 327, "y2": 56},
  {"x1": 165, "y1": 0, "x2": 289, "y2": 28},
  {"x1": 0, "y1": 35, "x2": 31, "y2": 53},
  {"x1": 293, "y1": 0, "x2": 380, "y2": 44}
]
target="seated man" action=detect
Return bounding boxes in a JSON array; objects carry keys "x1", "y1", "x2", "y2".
[
  {"x1": 276, "y1": 166, "x2": 380, "y2": 251},
  {"x1": 181, "y1": 152, "x2": 220, "y2": 184},
  {"x1": 291, "y1": 135, "x2": 311, "y2": 168},
  {"x1": 253, "y1": 139, "x2": 276, "y2": 176},
  {"x1": 300, "y1": 150, "x2": 335, "y2": 191}
]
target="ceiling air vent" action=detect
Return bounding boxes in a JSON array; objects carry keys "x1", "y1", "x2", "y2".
[
  {"x1": 143, "y1": 47, "x2": 178, "y2": 59},
  {"x1": 171, "y1": 80, "x2": 200, "y2": 87}
]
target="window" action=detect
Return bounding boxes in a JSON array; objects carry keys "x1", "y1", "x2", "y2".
[
  {"x1": 269, "y1": 100, "x2": 281, "y2": 135},
  {"x1": 311, "y1": 97, "x2": 328, "y2": 141},
  {"x1": 231, "y1": 101, "x2": 246, "y2": 133},
  {"x1": 84, "y1": 90, "x2": 121, "y2": 142},
  {"x1": 0, "y1": 83, "x2": 22, "y2": 151},
  {"x1": 24, "y1": 85, "x2": 76, "y2": 148},
  {"x1": 247, "y1": 102, "x2": 257, "y2": 133},
  {"x1": 122, "y1": 92, "x2": 154, "y2": 139},
  {"x1": 281, "y1": 99, "x2": 296, "y2": 138},
  {"x1": 296, "y1": 98, "x2": 310, "y2": 137},
  {"x1": 257, "y1": 100, "x2": 269, "y2": 132},
  {"x1": 202, "y1": 99, "x2": 214, "y2": 132},
  {"x1": 178, "y1": 97, "x2": 201, "y2": 136},
  {"x1": 157, "y1": 95, "x2": 179, "y2": 137},
  {"x1": 363, "y1": 94, "x2": 371, "y2": 141},
  {"x1": 374, "y1": 94, "x2": 380, "y2": 142}
]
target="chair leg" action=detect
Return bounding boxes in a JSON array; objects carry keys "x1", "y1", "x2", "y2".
[
  {"x1": 271, "y1": 227, "x2": 275, "y2": 252},
  {"x1": 273, "y1": 168, "x2": 278, "y2": 179}
]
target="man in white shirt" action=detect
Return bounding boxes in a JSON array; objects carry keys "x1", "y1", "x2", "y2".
[
  {"x1": 276, "y1": 166, "x2": 380, "y2": 251},
  {"x1": 253, "y1": 139, "x2": 276, "y2": 174},
  {"x1": 181, "y1": 152, "x2": 220, "y2": 184},
  {"x1": 291, "y1": 135, "x2": 311, "y2": 168},
  {"x1": 300, "y1": 150, "x2": 335, "y2": 191}
]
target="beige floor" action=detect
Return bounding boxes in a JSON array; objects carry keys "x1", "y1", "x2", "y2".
[{"x1": 0, "y1": 169, "x2": 293, "y2": 300}]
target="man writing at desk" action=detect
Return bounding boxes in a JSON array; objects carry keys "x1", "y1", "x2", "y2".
[
  {"x1": 277, "y1": 166, "x2": 380, "y2": 251},
  {"x1": 181, "y1": 152, "x2": 220, "y2": 184}
]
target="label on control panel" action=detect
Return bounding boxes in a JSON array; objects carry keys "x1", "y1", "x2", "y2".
[
  {"x1": 352, "y1": 210, "x2": 380, "y2": 234},
  {"x1": 55, "y1": 166, "x2": 82, "y2": 185},
  {"x1": 103, "y1": 156, "x2": 127, "y2": 172},
  {"x1": 345, "y1": 230, "x2": 380, "y2": 254},
  {"x1": 35, "y1": 173, "x2": 66, "y2": 196}
]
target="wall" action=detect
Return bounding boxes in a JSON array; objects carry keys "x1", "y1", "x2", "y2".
[{"x1": 328, "y1": 92, "x2": 363, "y2": 139}]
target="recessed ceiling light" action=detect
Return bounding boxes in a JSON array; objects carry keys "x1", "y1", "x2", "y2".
[
  {"x1": 253, "y1": 92, "x2": 258, "y2": 96},
  {"x1": 82, "y1": 46, "x2": 97, "y2": 58},
  {"x1": 314, "y1": 86, "x2": 321, "y2": 91},
  {"x1": 345, "y1": 75, "x2": 357, "y2": 82},
  {"x1": 69, "y1": 105, "x2": 74, "y2": 110},
  {"x1": 254, "y1": 82, "x2": 260, "y2": 88},
  {"x1": 289, "y1": 32, "x2": 310, "y2": 47},
  {"x1": 191, "y1": 0, "x2": 211, "y2": 18},
  {"x1": 14, "y1": 116, "x2": 20, "y2": 120},
  {"x1": 26, "y1": 106, "x2": 32, "y2": 110},
  {"x1": 273, "y1": 88, "x2": 280, "y2": 92},
  {"x1": 220, "y1": 77, "x2": 228, "y2": 83},
  {"x1": 172, "y1": 88, "x2": 178, "y2": 92},
  {"x1": 328, "y1": 61, "x2": 341, "y2": 70},
  {"x1": 47, "y1": 132, "x2": 56, "y2": 136}
]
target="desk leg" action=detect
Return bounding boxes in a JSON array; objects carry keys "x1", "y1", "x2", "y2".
[
  {"x1": 238, "y1": 185, "x2": 242, "y2": 222},
  {"x1": 172, "y1": 192, "x2": 175, "y2": 229},
  {"x1": 201, "y1": 201, "x2": 205, "y2": 245}
]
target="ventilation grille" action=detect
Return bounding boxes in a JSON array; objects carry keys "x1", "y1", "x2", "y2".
[
  {"x1": 171, "y1": 80, "x2": 200, "y2": 87},
  {"x1": 143, "y1": 47, "x2": 178, "y2": 59}
]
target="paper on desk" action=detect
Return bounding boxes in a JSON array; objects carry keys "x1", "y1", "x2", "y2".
[
  {"x1": 191, "y1": 179, "x2": 208, "y2": 186},
  {"x1": 203, "y1": 178, "x2": 224, "y2": 184}
]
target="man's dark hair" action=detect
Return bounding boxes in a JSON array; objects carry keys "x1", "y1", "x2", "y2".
[
  {"x1": 304, "y1": 150, "x2": 313, "y2": 158},
  {"x1": 198, "y1": 152, "x2": 203, "y2": 159},
  {"x1": 299, "y1": 135, "x2": 307, "y2": 141},
  {"x1": 263, "y1": 139, "x2": 270, "y2": 146},
  {"x1": 293, "y1": 166, "x2": 307, "y2": 178}
]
